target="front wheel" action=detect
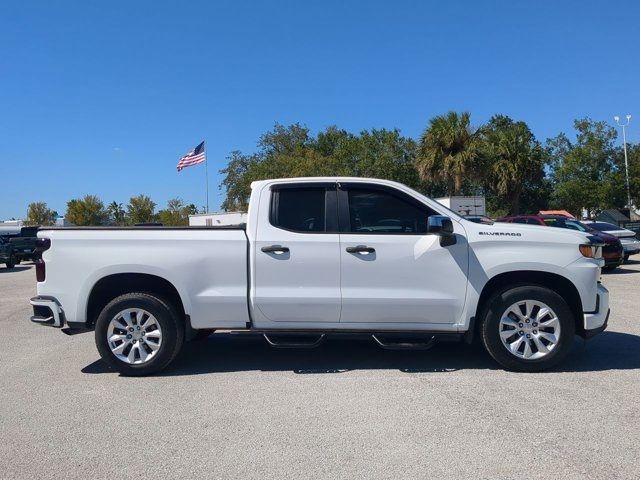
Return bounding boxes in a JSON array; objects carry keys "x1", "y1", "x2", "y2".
[
  {"x1": 480, "y1": 286, "x2": 575, "y2": 372},
  {"x1": 5, "y1": 255, "x2": 15, "y2": 269},
  {"x1": 95, "y1": 292, "x2": 185, "y2": 376}
]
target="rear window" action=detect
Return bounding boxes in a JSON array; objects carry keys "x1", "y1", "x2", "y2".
[{"x1": 20, "y1": 227, "x2": 39, "y2": 237}]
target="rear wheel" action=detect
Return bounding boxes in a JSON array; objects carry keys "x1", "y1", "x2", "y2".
[
  {"x1": 480, "y1": 285, "x2": 575, "y2": 372},
  {"x1": 623, "y1": 254, "x2": 630, "y2": 263},
  {"x1": 5, "y1": 255, "x2": 15, "y2": 269},
  {"x1": 95, "y1": 292, "x2": 184, "y2": 376}
]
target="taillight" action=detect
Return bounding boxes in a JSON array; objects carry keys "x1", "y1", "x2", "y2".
[
  {"x1": 35, "y1": 260, "x2": 45, "y2": 282},
  {"x1": 35, "y1": 238, "x2": 51, "y2": 282}
]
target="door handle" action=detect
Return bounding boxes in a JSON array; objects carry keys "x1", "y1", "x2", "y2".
[
  {"x1": 261, "y1": 245, "x2": 290, "y2": 254},
  {"x1": 346, "y1": 245, "x2": 375, "y2": 254}
]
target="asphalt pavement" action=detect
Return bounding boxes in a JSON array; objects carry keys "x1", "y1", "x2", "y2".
[{"x1": 1, "y1": 262, "x2": 639, "y2": 479}]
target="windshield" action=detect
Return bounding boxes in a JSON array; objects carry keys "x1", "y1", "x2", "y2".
[
  {"x1": 543, "y1": 217, "x2": 590, "y2": 232},
  {"x1": 588, "y1": 222, "x2": 618, "y2": 232}
]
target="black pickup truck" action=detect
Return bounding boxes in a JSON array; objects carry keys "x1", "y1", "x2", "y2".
[
  {"x1": 0, "y1": 236, "x2": 16, "y2": 268},
  {"x1": 0, "y1": 226, "x2": 39, "y2": 263}
]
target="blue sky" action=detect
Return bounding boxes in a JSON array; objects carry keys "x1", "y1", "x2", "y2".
[{"x1": 1, "y1": 0, "x2": 638, "y2": 219}]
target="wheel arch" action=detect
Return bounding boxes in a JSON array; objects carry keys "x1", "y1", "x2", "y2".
[
  {"x1": 474, "y1": 270, "x2": 584, "y2": 337},
  {"x1": 86, "y1": 273, "x2": 186, "y2": 328}
]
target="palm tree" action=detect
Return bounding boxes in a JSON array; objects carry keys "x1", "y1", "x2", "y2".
[
  {"x1": 481, "y1": 115, "x2": 544, "y2": 214},
  {"x1": 416, "y1": 111, "x2": 480, "y2": 195},
  {"x1": 107, "y1": 201, "x2": 126, "y2": 226}
]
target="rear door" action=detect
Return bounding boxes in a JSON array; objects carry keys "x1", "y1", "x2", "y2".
[
  {"x1": 338, "y1": 183, "x2": 469, "y2": 325},
  {"x1": 252, "y1": 183, "x2": 341, "y2": 325}
]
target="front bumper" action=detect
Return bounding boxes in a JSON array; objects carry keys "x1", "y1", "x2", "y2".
[
  {"x1": 621, "y1": 239, "x2": 640, "y2": 255},
  {"x1": 583, "y1": 283, "x2": 609, "y2": 338},
  {"x1": 30, "y1": 296, "x2": 65, "y2": 328}
]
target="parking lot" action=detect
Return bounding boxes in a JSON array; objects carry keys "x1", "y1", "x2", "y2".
[{"x1": 0, "y1": 263, "x2": 638, "y2": 479}]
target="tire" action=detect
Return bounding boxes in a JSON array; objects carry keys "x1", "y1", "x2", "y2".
[
  {"x1": 623, "y1": 254, "x2": 630, "y2": 263},
  {"x1": 480, "y1": 285, "x2": 575, "y2": 372},
  {"x1": 95, "y1": 292, "x2": 185, "y2": 376},
  {"x1": 5, "y1": 255, "x2": 15, "y2": 269},
  {"x1": 602, "y1": 265, "x2": 617, "y2": 272}
]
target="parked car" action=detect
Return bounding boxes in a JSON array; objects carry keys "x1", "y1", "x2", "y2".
[
  {"x1": 496, "y1": 214, "x2": 624, "y2": 271},
  {"x1": 463, "y1": 215, "x2": 493, "y2": 224},
  {"x1": 583, "y1": 221, "x2": 640, "y2": 262},
  {"x1": 31, "y1": 177, "x2": 609, "y2": 375},
  {"x1": 0, "y1": 237, "x2": 16, "y2": 268}
]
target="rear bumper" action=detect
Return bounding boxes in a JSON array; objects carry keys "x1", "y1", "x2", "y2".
[
  {"x1": 30, "y1": 296, "x2": 65, "y2": 328},
  {"x1": 582, "y1": 283, "x2": 609, "y2": 338}
]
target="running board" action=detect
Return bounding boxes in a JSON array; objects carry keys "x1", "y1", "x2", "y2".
[
  {"x1": 371, "y1": 334, "x2": 436, "y2": 350},
  {"x1": 263, "y1": 333, "x2": 326, "y2": 349}
]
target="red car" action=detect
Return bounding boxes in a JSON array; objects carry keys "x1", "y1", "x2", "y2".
[{"x1": 497, "y1": 214, "x2": 624, "y2": 271}]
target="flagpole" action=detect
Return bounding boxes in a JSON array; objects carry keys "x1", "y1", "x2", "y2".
[{"x1": 205, "y1": 141, "x2": 209, "y2": 213}]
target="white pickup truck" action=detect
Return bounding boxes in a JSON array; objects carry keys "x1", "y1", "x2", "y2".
[{"x1": 30, "y1": 177, "x2": 610, "y2": 375}]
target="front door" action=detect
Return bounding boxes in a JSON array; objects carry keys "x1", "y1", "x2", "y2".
[
  {"x1": 338, "y1": 183, "x2": 469, "y2": 325},
  {"x1": 252, "y1": 183, "x2": 341, "y2": 325}
]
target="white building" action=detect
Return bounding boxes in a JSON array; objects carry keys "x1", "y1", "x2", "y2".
[
  {"x1": 435, "y1": 196, "x2": 486, "y2": 216},
  {"x1": 188, "y1": 212, "x2": 247, "y2": 227}
]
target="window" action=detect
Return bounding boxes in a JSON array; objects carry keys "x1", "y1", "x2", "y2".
[
  {"x1": 345, "y1": 188, "x2": 433, "y2": 234},
  {"x1": 589, "y1": 222, "x2": 617, "y2": 232},
  {"x1": 271, "y1": 187, "x2": 327, "y2": 232}
]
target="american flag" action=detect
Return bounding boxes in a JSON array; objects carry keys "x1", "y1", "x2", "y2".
[{"x1": 177, "y1": 141, "x2": 206, "y2": 171}]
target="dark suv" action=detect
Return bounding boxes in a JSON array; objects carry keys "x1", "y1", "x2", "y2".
[{"x1": 497, "y1": 214, "x2": 624, "y2": 271}]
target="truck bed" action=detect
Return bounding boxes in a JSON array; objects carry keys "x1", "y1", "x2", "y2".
[
  {"x1": 37, "y1": 225, "x2": 246, "y2": 230},
  {"x1": 37, "y1": 227, "x2": 250, "y2": 329}
]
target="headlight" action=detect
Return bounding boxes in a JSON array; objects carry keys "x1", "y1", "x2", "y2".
[{"x1": 579, "y1": 244, "x2": 603, "y2": 259}]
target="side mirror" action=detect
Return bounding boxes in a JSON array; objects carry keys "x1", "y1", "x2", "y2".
[
  {"x1": 427, "y1": 216, "x2": 456, "y2": 246},
  {"x1": 427, "y1": 215, "x2": 454, "y2": 236}
]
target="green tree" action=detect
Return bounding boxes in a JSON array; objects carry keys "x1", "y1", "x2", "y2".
[
  {"x1": 219, "y1": 151, "x2": 261, "y2": 211},
  {"x1": 65, "y1": 195, "x2": 108, "y2": 226},
  {"x1": 220, "y1": 123, "x2": 423, "y2": 209},
  {"x1": 612, "y1": 143, "x2": 640, "y2": 208},
  {"x1": 25, "y1": 202, "x2": 56, "y2": 226},
  {"x1": 127, "y1": 195, "x2": 156, "y2": 224},
  {"x1": 157, "y1": 198, "x2": 190, "y2": 226},
  {"x1": 548, "y1": 118, "x2": 618, "y2": 217},
  {"x1": 107, "y1": 201, "x2": 127, "y2": 225},
  {"x1": 480, "y1": 115, "x2": 545, "y2": 214},
  {"x1": 416, "y1": 111, "x2": 481, "y2": 195},
  {"x1": 185, "y1": 204, "x2": 199, "y2": 215}
]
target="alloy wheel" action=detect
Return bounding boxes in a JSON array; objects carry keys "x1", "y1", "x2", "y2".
[
  {"x1": 498, "y1": 300, "x2": 561, "y2": 360},
  {"x1": 106, "y1": 308, "x2": 162, "y2": 364}
]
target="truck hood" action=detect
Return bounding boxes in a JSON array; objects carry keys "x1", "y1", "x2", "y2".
[{"x1": 462, "y1": 219, "x2": 592, "y2": 244}]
